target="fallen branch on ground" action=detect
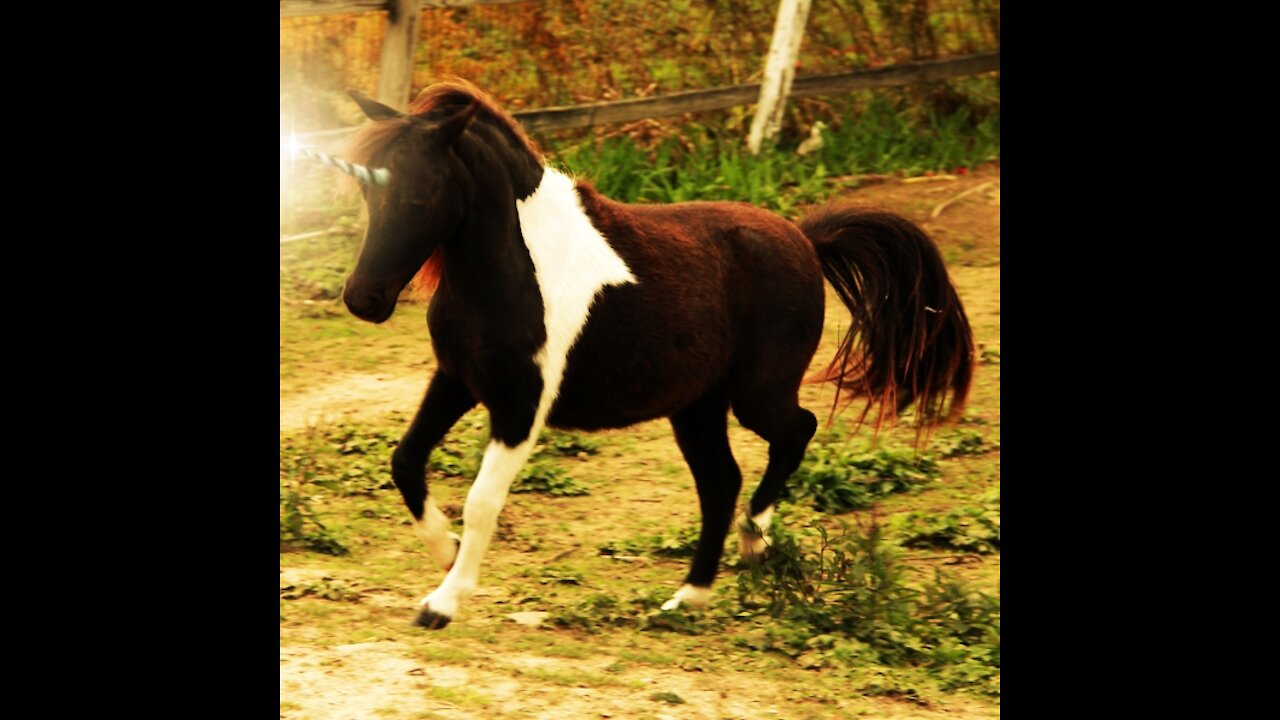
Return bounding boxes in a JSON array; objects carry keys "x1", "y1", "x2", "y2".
[{"x1": 930, "y1": 181, "x2": 996, "y2": 219}]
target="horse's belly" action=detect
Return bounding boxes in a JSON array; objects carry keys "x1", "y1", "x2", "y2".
[
  {"x1": 546, "y1": 360, "x2": 710, "y2": 429},
  {"x1": 546, "y1": 296, "x2": 731, "y2": 429}
]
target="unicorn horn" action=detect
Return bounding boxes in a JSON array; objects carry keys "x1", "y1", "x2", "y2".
[{"x1": 299, "y1": 147, "x2": 391, "y2": 187}]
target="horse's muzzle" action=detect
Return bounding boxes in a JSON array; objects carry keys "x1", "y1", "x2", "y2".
[{"x1": 343, "y1": 282, "x2": 397, "y2": 324}]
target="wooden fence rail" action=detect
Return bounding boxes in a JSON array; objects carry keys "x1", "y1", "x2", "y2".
[
  {"x1": 280, "y1": 0, "x2": 526, "y2": 18},
  {"x1": 516, "y1": 52, "x2": 999, "y2": 133},
  {"x1": 293, "y1": 51, "x2": 999, "y2": 145}
]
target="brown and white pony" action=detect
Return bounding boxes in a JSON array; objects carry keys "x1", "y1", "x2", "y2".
[{"x1": 330, "y1": 81, "x2": 972, "y2": 629}]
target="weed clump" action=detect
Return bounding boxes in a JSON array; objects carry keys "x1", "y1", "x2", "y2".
[
  {"x1": 785, "y1": 439, "x2": 941, "y2": 513},
  {"x1": 736, "y1": 519, "x2": 1000, "y2": 695},
  {"x1": 891, "y1": 487, "x2": 1000, "y2": 554},
  {"x1": 553, "y1": 517, "x2": 999, "y2": 696},
  {"x1": 512, "y1": 460, "x2": 590, "y2": 496},
  {"x1": 279, "y1": 455, "x2": 349, "y2": 556}
]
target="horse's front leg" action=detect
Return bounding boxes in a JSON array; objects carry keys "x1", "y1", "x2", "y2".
[
  {"x1": 416, "y1": 388, "x2": 542, "y2": 629},
  {"x1": 392, "y1": 371, "x2": 476, "y2": 569}
]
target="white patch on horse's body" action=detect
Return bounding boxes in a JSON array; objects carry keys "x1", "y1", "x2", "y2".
[
  {"x1": 422, "y1": 168, "x2": 637, "y2": 620},
  {"x1": 738, "y1": 504, "x2": 774, "y2": 561},
  {"x1": 516, "y1": 167, "x2": 638, "y2": 418},
  {"x1": 413, "y1": 498, "x2": 460, "y2": 568},
  {"x1": 660, "y1": 584, "x2": 712, "y2": 611}
]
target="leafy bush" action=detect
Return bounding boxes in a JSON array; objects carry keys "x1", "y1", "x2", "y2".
[
  {"x1": 736, "y1": 520, "x2": 921, "y2": 662},
  {"x1": 736, "y1": 519, "x2": 1000, "y2": 695},
  {"x1": 786, "y1": 440, "x2": 941, "y2": 513}
]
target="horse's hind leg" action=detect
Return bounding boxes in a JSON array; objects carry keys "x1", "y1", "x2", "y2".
[
  {"x1": 733, "y1": 395, "x2": 818, "y2": 561},
  {"x1": 392, "y1": 371, "x2": 476, "y2": 569},
  {"x1": 663, "y1": 393, "x2": 743, "y2": 611}
]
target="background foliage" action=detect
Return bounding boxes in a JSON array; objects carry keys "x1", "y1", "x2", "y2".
[{"x1": 280, "y1": 0, "x2": 1000, "y2": 134}]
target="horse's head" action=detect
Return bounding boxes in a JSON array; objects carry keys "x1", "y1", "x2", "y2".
[{"x1": 340, "y1": 89, "x2": 483, "y2": 323}]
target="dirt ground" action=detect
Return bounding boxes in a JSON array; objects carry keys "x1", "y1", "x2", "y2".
[{"x1": 280, "y1": 164, "x2": 1000, "y2": 720}]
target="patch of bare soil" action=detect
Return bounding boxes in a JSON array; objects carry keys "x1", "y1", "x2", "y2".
[
  {"x1": 280, "y1": 641, "x2": 999, "y2": 720},
  {"x1": 281, "y1": 373, "x2": 427, "y2": 431}
]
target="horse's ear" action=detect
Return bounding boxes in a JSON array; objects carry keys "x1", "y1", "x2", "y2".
[
  {"x1": 347, "y1": 89, "x2": 402, "y2": 121},
  {"x1": 434, "y1": 100, "x2": 480, "y2": 145}
]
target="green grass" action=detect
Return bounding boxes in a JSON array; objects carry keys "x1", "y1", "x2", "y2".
[
  {"x1": 781, "y1": 424, "x2": 944, "y2": 513},
  {"x1": 890, "y1": 485, "x2": 1000, "y2": 554},
  {"x1": 280, "y1": 420, "x2": 1002, "y2": 708},
  {"x1": 413, "y1": 644, "x2": 474, "y2": 663},
  {"x1": 425, "y1": 685, "x2": 491, "y2": 708},
  {"x1": 617, "y1": 649, "x2": 679, "y2": 665},
  {"x1": 511, "y1": 459, "x2": 591, "y2": 497},
  {"x1": 513, "y1": 666, "x2": 633, "y2": 688},
  {"x1": 597, "y1": 525, "x2": 700, "y2": 559},
  {"x1": 552, "y1": 95, "x2": 1000, "y2": 217}
]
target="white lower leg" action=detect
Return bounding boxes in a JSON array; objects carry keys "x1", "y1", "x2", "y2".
[
  {"x1": 414, "y1": 498, "x2": 461, "y2": 569},
  {"x1": 660, "y1": 584, "x2": 712, "y2": 611},
  {"x1": 738, "y1": 504, "x2": 774, "y2": 560},
  {"x1": 421, "y1": 439, "x2": 535, "y2": 618}
]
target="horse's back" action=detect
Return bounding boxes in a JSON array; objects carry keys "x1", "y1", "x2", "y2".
[{"x1": 546, "y1": 188, "x2": 824, "y2": 430}]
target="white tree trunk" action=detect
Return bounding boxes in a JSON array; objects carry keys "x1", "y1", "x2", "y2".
[{"x1": 747, "y1": 0, "x2": 813, "y2": 154}]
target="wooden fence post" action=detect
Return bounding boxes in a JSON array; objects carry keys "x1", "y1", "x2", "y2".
[
  {"x1": 747, "y1": 0, "x2": 812, "y2": 154},
  {"x1": 377, "y1": 0, "x2": 424, "y2": 109}
]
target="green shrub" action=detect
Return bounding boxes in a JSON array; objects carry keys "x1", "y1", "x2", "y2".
[
  {"x1": 786, "y1": 441, "x2": 940, "y2": 513},
  {"x1": 892, "y1": 504, "x2": 1000, "y2": 554},
  {"x1": 279, "y1": 453, "x2": 349, "y2": 556}
]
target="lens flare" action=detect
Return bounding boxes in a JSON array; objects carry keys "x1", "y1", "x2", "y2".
[
  {"x1": 283, "y1": 129, "x2": 307, "y2": 161},
  {"x1": 281, "y1": 113, "x2": 312, "y2": 197},
  {"x1": 280, "y1": 111, "x2": 391, "y2": 190}
]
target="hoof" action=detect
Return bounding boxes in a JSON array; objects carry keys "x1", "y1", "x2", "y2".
[{"x1": 414, "y1": 606, "x2": 452, "y2": 630}]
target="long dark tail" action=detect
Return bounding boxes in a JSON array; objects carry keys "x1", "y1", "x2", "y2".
[{"x1": 800, "y1": 207, "x2": 974, "y2": 435}]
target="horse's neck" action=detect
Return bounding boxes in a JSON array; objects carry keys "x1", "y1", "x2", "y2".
[{"x1": 439, "y1": 188, "x2": 541, "y2": 309}]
